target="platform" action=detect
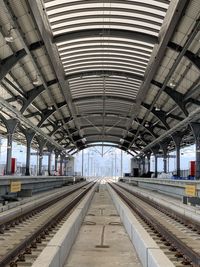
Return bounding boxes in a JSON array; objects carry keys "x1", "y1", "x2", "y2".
[
  {"x1": 64, "y1": 184, "x2": 142, "y2": 267},
  {"x1": 123, "y1": 177, "x2": 200, "y2": 198}
]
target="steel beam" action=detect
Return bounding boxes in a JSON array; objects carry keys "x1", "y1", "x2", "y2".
[
  {"x1": 168, "y1": 41, "x2": 200, "y2": 70},
  {"x1": 53, "y1": 28, "x2": 158, "y2": 45},
  {"x1": 126, "y1": 0, "x2": 189, "y2": 148},
  {"x1": 0, "y1": 49, "x2": 27, "y2": 81},
  {"x1": 27, "y1": 0, "x2": 80, "y2": 138},
  {"x1": 66, "y1": 70, "x2": 144, "y2": 81}
]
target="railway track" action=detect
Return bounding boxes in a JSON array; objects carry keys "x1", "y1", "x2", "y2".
[
  {"x1": 0, "y1": 182, "x2": 94, "y2": 267},
  {"x1": 110, "y1": 183, "x2": 200, "y2": 267}
]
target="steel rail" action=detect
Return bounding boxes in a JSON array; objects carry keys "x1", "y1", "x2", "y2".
[
  {"x1": 0, "y1": 182, "x2": 94, "y2": 267},
  {"x1": 0, "y1": 182, "x2": 89, "y2": 233},
  {"x1": 110, "y1": 183, "x2": 200, "y2": 266}
]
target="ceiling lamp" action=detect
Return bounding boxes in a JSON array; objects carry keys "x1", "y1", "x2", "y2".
[
  {"x1": 169, "y1": 79, "x2": 176, "y2": 88},
  {"x1": 58, "y1": 121, "x2": 62, "y2": 126},
  {"x1": 155, "y1": 105, "x2": 160, "y2": 111},
  {"x1": 5, "y1": 28, "x2": 14, "y2": 43},
  {"x1": 32, "y1": 75, "x2": 40, "y2": 85},
  {"x1": 144, "y1": 122, "x2": 149, "y2": 127}
]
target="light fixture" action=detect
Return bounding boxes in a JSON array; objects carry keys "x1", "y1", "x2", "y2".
[
  {"x1": 144, "y1": 122, "x2": 149, "y2": 127},
  {"x1": 155, "y1": 105, "x2": 160, "y2": 111},
  {"x1": 48, "y1": 106, "x2": 53, "y2": 110},
  {"x1": 169, "y1": 79, "x2": 176, "y2": 88},
  {"x1": 32, "y1": 75, "x2": 40, "y2": 85},
  {"x1": 58, "y1": 121, "x2": 62, "y2": 126},
  {"x1": 5, "y1": 27, "x2": 14, "y2": 43}
]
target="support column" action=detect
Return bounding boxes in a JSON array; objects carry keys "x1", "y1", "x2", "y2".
[
  {"x1": 54, "y1": 150, "x2": 59, "y2": 173},
  {"x1": 48, "y1": 152, "x2": 52, "y2": 176},
  {"x1": 142, "y1": 156, "x2": 146, "y2": 175},
  {"x1": 47, "y1": 144, "x2": 54, "y2": 176},
  {"x1": 172, "y1": 132, "x2": 184, "y2": 177},
  {"x1": 160, "y1": 141, "x2": 169, "y2": 174},
  {"x1": 137, "y1": 158, "x2": 141, "y2": 176},
  {"x1": 190, "y1": 123, "x2": 200, "y2": 179},
  {"x1": 81, "y1": 150, "x2": 84, "y2": 176},
  {"x1": 64, "y1": 157, "x2": 67, "y2": 176},
  {"x1": 36, "y1": 137, "x2": 46, "y2": 176},
  {"x1": 6, "y1": 133, "x2": 13, "y2": 175},
  {"x1": 38, "y1": 151, "x2": 43, "y2": 176},
  {"x1": 5, "y1": 119, "x2": 18, "y2": 175},
  {"x1": 24, "y1": 130, "x2": 35, "y2": 176},
  {"x1": 60, "y1": 156, "x2": 63, "y2": 176},
  {"x1": 151, "y1": 146, "x2": 160, "y2": 178},
  {"x1": 146, "y1": 152, "x2": 151, "y2": 173}
]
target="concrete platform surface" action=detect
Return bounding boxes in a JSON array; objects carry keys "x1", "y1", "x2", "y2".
[{"x1": 64, "y1": 184, "x2": 142, "y2": 267}]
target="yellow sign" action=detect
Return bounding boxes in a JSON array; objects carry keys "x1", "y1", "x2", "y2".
[
  {"x1": 185, "y1": 185, "x2": 196, "y2": 197},
  {"x1": 10, "y1": 181, "x2": 21, "y2": 193}
]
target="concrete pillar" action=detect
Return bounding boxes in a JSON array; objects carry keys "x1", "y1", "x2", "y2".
[
  {"x1": 25, "y1": 131, "x2": 35, "y2": 176},
  {"x1": 160, "y1": 142, "x2": 169, "y2": 174},
  {"x1": 5, "y1": 119, "x2": 18, "y2": 175},
  {"x1": 6, "y1": 133, "x2": 13, "y2": 175},
  {"x1": 190, "y1": 123, "x2": 200, "y2": 179},
  {"x1": 151, "y1": 146, "x2": 160, "y2": 178},
  {"x1": 172, "y1": 133, "x2": 184, "y2": 177},
  {"x1": 36, "y1": 138, "x2": 46, "y2": 176},
  {"x1": 38, "y1": 151, "x2": 43, "y2": 176},
  {"x1": 48, "y1": 152, "x2": 52, "y2": 176},
  {"x1": 54, "y1": 153, "x2": 58, "y2": 173},
  {"x1": 64, "y1": 158, "x2": 67, "y2": 176},
  {"x1": 154, "y1": 155, "x2": 158, "y2": 177},
  {"x1": 146, "y1": 153, "x2": 151, "y2": 173},
  {"x1": 142, "y1": 156, "x2": 146, "y2": 174},
  {"x1": 60, "y1": 156, "x2": 63, "y2": 176}
]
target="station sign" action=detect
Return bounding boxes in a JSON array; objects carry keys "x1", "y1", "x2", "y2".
[
  {"x1": 185, "y1": 185, "x2": 196, "y2": 197},
  {"x1": 10, "y1": 181, "x2": 21, "y2": 193}
]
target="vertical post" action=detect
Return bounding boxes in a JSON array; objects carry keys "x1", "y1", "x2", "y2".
[
  {"x1": 115, "y1": 152, "x2": 117, "y2": 177},
  {"x1": 190, "y1": 123, "x2": 200, "y2": 179},
  {"x1": 5, "y1": 119, "x2": 18, "y2": 175},
  {"x1": 142, "y1": 156, "x2": 146, "y2": 174},
  {"x1": 60, "y1": 156, "x2": 63, "y2": 176},
  {"x1": 121, "y1": 150, "x2": 123, "y2": 177},
  {"x1": 151, "y1": 146, "x2": 160, "y2": 178},
  {"x1": 87, "y1": 152, "x2": 90, "y2": 177},
  {"x1": 82, "y1": 150, "x2": 84, "y2": 176},
  {"x1": 146, "y1": 152, "x2": 151, "y2": 173},
  {"x1": 36, "y1": 137, "x2": 46, "y2": 176},
  {"x1": 160, "y1": 142, "x2": 169, "y2": 174},
  {"x1": 54, "y1": 152, "x2": 59, "y2": 173},
  {"x1": 38, "y1": 151, "x2": 43, "y2": 176},
  {"x1": 155, "y1": 155, "x2": 158, "y2": 177},
  {"x1": 48, "y1": 152, "x2": 52, "y2": 176},
  {"x1": 6, "y1": 133, "x2": 13, "y2": 175},
  {"x1": 25, "y1": 130, "x2": 35, "y2": 176},
  {"x1": 172, "y1": 133, "x2": 184, "y2": 177},
  {"x1": 64, "y1": 157, "x2": 67, "y2": 176}
]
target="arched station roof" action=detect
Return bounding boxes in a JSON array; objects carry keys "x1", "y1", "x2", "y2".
[{"x1": 0, "y1": 0, "x2": 199, "y2": 156}]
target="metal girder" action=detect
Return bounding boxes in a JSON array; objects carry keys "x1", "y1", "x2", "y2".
[
  {"x1": 27, "y1": 0, "x2": 80, "y2": 134},
  {"x1": 135, "y1": 103, "x2": 200, "y2": 157},
  {"x1": 152, "y1": 80, "x2": 188, "y2": 116},
  {"x1": 66, "y1": 70, "x2": 144, "y2": 81},
  {"x1": 21, "y1": 85, "x2": 46, "y2": 113},
  {"x1": 53, "y1": 28, "x2": 158, "y2": 45},
  {"x1": 74, "y1": 95, "x2": 136, "y2": 104},
  {"x1": 142, "y1": 103, "x2": 170, "y2": 129},
  {"x1": 0, "y1": 93, "x2": 64, "y2": 151},
  {"x1": 0, "y1": 49, "x2": 27, "y2": 80},
  {"x1": 125, "y1": 0, "x2": 189, "y2": 148},
  {"x1": 25, "y1": 111, "x2": 42, "y2": 119},
  {"x1": 168, "y1": 41, "x2": 200, "y2": 70}
]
